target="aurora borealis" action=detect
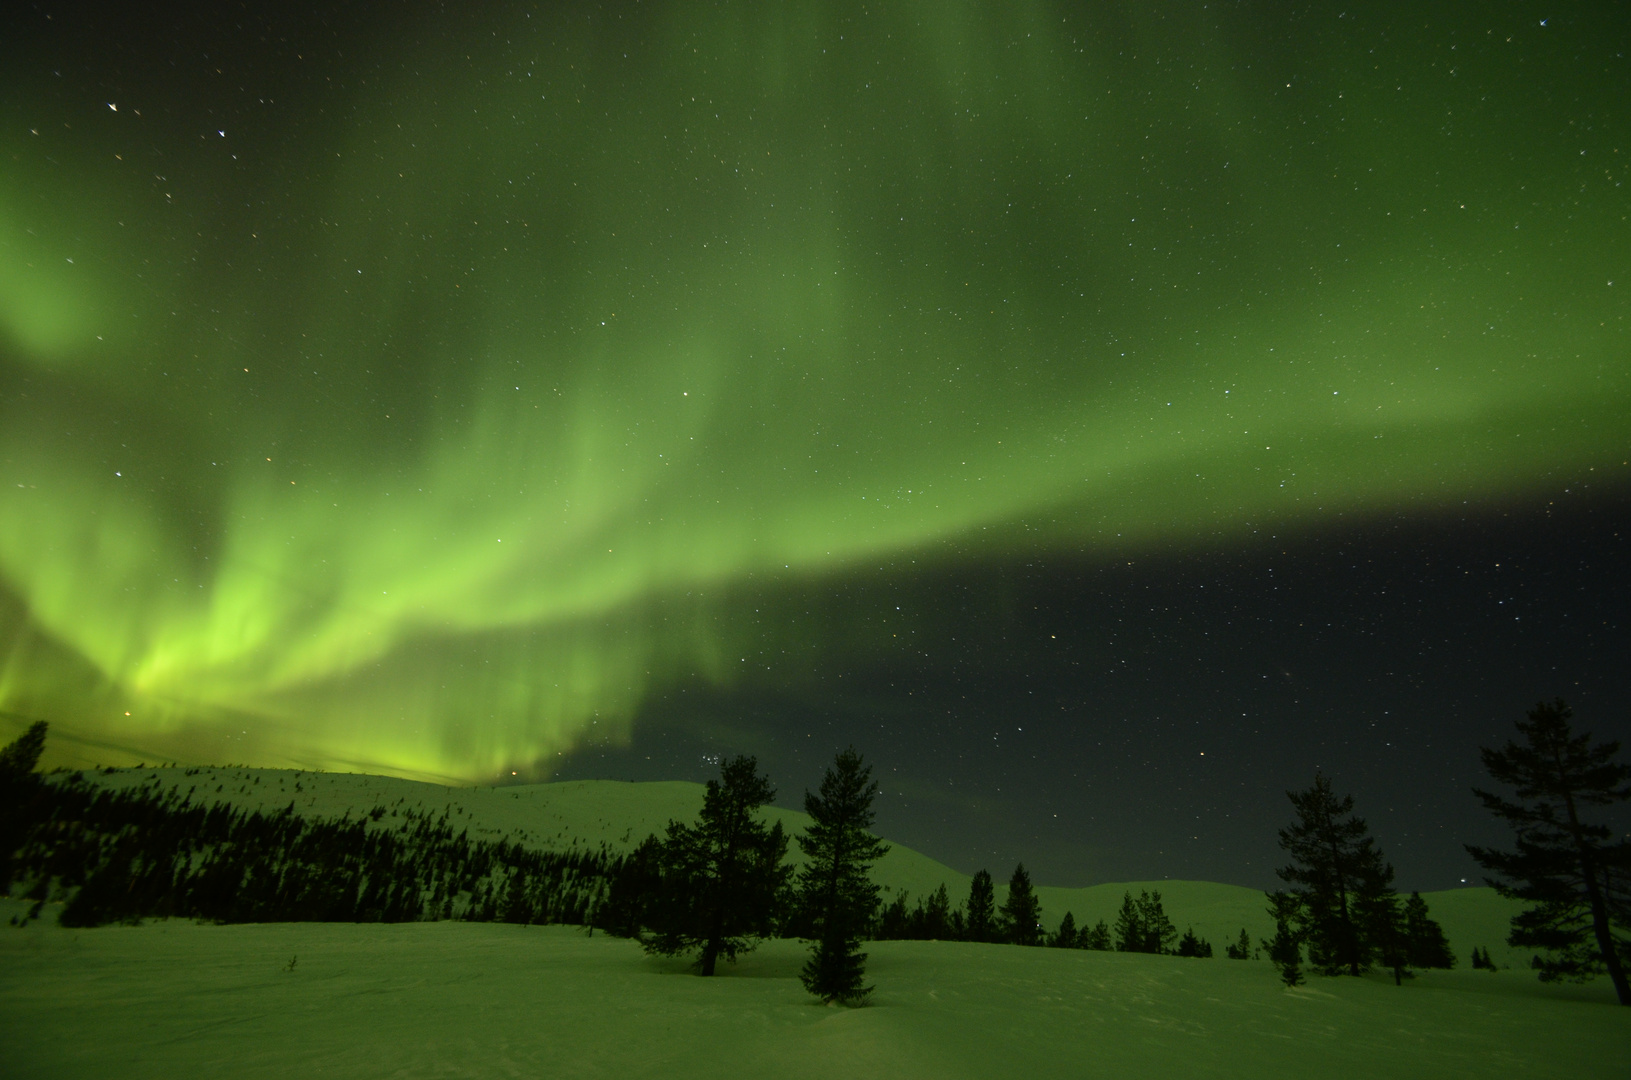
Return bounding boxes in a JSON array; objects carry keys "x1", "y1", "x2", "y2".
[{"x1": 1, "y1": 3, "x2": 1627, "y2": 883}]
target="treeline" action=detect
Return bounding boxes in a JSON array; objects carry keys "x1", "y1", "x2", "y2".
[{"x1": 0, "y1": 740, "x2": 615, "y2": 929}]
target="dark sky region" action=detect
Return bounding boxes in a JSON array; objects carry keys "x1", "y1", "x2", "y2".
[{"x1": 0, "y1": 2, "x2": 1626, "y2": 892}]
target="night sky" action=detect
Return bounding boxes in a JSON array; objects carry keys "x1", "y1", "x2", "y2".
[{"x1": 2, "y1": 2, "x2": 1627, "y2": 892}]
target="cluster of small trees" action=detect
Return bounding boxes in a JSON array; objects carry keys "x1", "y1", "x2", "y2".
[{"x1": 1266, "y1": 700, "x2": 1629, "y2": 1005}]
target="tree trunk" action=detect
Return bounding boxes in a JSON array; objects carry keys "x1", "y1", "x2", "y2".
[{"x1": 1556, "y1": 747, "x2": 1631, "y2": 1005}]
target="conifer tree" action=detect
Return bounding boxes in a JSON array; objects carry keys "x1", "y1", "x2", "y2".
[
  {"x1": 1077, "y1": 918, "x2": 1111, "y2": 950},
  {"x1": 1051, "y1": 911, "x2": 1078, "y2": 949},
  {"x1": 1114, "y1": 889, "x2": 1177, "y2": 953},
  {"x1": 1465, "y1": 699, "x2": 1631, "y2": 1005},
  {"x1": 1402, "y1": 891, "x2": 1456, "y2": 969},
  {"x1": 965, "y1": 869, "x2": 996, "y2": 943},
  {"x1": 921, "y1": 883, "x2": 954, "y2": 940},
  {"x1": 1176, "y1": 928, "x2": 1204, "y2": 957},
  {"x1": 1264, "y1": 890, "x2": 1305, "y2": 986},
  {"x1": 1225, "y1": 927, "x2": 1253, "y2": 959},
  {"x1": 796, "y1": 747, "x2": 889, "y2": 1005},
  {"x1": 0, "y1": 721, "x2": 47, "y2": 779},
  {"x1": 1276, "y1": 772, "x2": 1396, "y2": 975},
  {"x1": 999, "y1": 862, "x2": 1044, "y2": 946},
  {"x1": 0, "y1": 721, "x2": 48, "y2": 895},
  {"x1": 643, "y1": 755, "x2": 790, "y2": 976}
]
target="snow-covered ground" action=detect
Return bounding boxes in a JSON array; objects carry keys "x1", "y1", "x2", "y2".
[{"x1": 1, "y1": 897, "x2": 1622, "y2": 1079}]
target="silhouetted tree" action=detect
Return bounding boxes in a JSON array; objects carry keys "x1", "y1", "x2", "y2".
[
  {"x1": 1051, "y1": 911, "x2": 1078, "y2": 949},
  {"x1": 796, "y1": 748, "x2": 888, "y2": 1005},
  {"x1": 644, "y1": 755, "x2": 790, "y2": 976},
  {"x1": 1264, "y1": 890, "x2": 1305, "y2": 986},
  {"x1": 1466, "y1": 699, "x2": 1630, "y2": 1005},
  {"x1": 1079, "y1": 919, "x2": 1112, "y2": 951},
  {"x1": 1403, "y1": 891, "x2": 1456, "y2": 969},
  {"x1": 1225, "y1": 927, "x2": 1253, "y2": 960},
  {"x1": 0, "y1": 721, "x2": 48, "y2": 895},
  {"x1": 999, "y1": 863, "x2": 1044, "y2": 946},
  {"x1": 875, "y1": 891, "x2": 912, "y2": 940},
  {"x1": 920, "y1": 883, "x2": 954, "y2": 940},
  {"x1": 0, "y1": 721, "x2": 47, "y2": 779},
  {"x1": 1175, "y1": 927, "x2": 1213, "y2": 958},
  {"x1": 965, "y1": 869, "x2": 996, "y2": 943},
  {"x1": 1114, "y1": 889, "x2": 1177, "y2": 954},
  {"x1": 1276, "y1": 772, "x2": 1396, "y2": 975}
]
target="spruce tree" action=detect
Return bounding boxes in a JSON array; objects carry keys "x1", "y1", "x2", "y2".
[
  {"x1": 965, "y1": 869, "x2": 996, "y2": 943},
  {"x1": 1113, "y1": 890, "x2": 1144, "y2": 952},
  {"x1": 999, "y1": 862, "x2": 1044, "y2": 946},
  {"x1": 1079, "y1": 919, "x2": 1112, "y2": 950},
  {"x1": 1276, "y1": 772, "x2": 1396, "y2": 975},
  {"x1": 1176, "y1": 927, "x2": 1213, "y2": 958},
  {"x1": 1136, "y1": 890, "x2": 1178, "y2": 954},
  {"x1": 1465, "y1": 699, "x2": 1631, "y2": 1005},
  {"x1": 921, "y1": 884, "x2": 954, "y2": 940},
  {"x1": 796, "y1": 747, "x2": 889, "y2": 1005},
  {"x1": 1225, "y1": 927, "x2": 1253, "y2": 960},
  {"x1": 643, "y1": 755, "x2": 790, "y2": 975},
  {"x1": 1402, "y1": 891, "x2": 1456, "y2": 969},
  {"x1": 0, "y1": 721, "x2": 48, "y2": 895},
  {"x1": 1264, "y1": 890, "x2": 1305, "y2": 986},
  {"x1": 0, "y1": 721, "x2": 47, "y2": 779},
  {"x1": 1051, "y1": 911, "x2": 1078, "y2": 949}
]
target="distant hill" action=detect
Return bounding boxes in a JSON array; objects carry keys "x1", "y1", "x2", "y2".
[{"x1": 74, "y1": 765, "x2": 1533, "y2": 968}]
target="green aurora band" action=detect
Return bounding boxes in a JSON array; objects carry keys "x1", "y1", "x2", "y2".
[{"x1": 1, "y1": 4, "x2": 1626, "y2": 779}]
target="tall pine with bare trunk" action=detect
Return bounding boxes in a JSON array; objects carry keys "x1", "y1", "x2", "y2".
[
  {"x1": 1466, "y1": 700, "x2": 1630, "y2": 1005},
  {"x1": 1276, "y1": 772, "x2": 1396, "y2": 976}
]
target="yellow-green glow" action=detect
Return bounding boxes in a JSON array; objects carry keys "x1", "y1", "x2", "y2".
[{"x1": 1, "y1": 4, "x2": 1626, "y2": 778}]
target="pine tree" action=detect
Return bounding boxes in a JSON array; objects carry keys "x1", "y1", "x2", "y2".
[
  {"x1": 1079, "y1": 919, "x2": 1112, "y2": 951},
  {"x1": 1136, "y1": 890, "x2": 1178, "y2": 954},
  {"x1": 642, "y1": 755, "x2": 790, "y2": 976},
  {"x1": 965, "y1": 869, "x2": 996, "y2": 943},
  {"x1": 0, "y1": 721, "x2": 48, "y2": 896},
  {"x1": 999, "y1": 863, "x2": 1044, "y2": 946},
  {"x1": 1264, "y1": 890, "x2": 1305, "y2": 986},
  {"x1": 796, "y1": 747, "x2": 889, "y2": 1005},
  {"x1": 1051, "y1": 911, "x2": 1078, "y2": 949},
  {"x1": 1276, "y1": 772, "x2": 1396, "y2": 975},
  {"x1": 921, "y1": 883, "x2": 954, "y2": 940},
  {"x1": 1113, "y1": 890, "x2": 1143, "y2": 952},
  {"x1": 0, "y1": 721, "x2": 47, "y2": 779},
  {"x1": 1175, "y1": 927, "x2": 1212, "y2": 958},
  {"x1": 1225, "y1": 927, "x2": 1253, "y2": 960},
  {"x1": 1402, "y1": 891, "x2": 1456, "y2": 968},
  {"x1": 1465, "y1": 699, "x2": 1631, "y2": 1005}
]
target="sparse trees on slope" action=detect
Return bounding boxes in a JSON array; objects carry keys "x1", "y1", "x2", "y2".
[
  {"x1": 965, "y1": 869, "x2": 996, "y2": 943},
  {"x1": 643, "y1": 755, "x2": 790, "y2": 976},
  {"x1": 796, "y1": 748, "x2": 889, "y2": 1005},
  {"x1": 999, "y1": 862, "x2": 1044, "y2": 946},
  {"x1": 1276, "y1": 772, "x2": 1396, "y2": 975},
  {"x1": 1465, "y1": 700, "x2": 1631, "y2": 1005}
]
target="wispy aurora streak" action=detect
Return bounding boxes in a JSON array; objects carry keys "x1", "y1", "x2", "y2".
[{"x1": 1, "y1": 4, "x2": 1625, "y2": 779}]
